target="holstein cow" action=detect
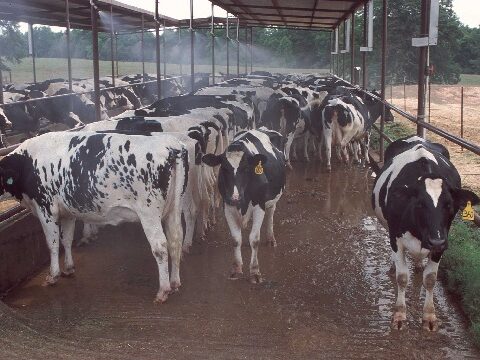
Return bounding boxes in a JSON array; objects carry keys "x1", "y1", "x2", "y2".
[
  {"x1": 0, "y1": 131, "x2": 189, "y2": 303},
  {"x1": 202, "y1": 129, "x2": 286, "y2": 283},
  {"x1": 320, "y1": 90, "x2": 394, "y2": 171},
  {"x1": 372, "y1": 135, "x2": 480, "y2": 331}
]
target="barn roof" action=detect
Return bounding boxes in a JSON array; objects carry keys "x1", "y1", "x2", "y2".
[
  {"x1": 209, "y1": 0, "x2": 368, "y2": 30},
  {"x1": 0, "y1": 0, "x2": 178, "y2": 32}
]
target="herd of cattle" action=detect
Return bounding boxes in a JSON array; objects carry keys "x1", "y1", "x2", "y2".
[{"x1": 0, "y1": 71, "x2": 478, "y2": 333}]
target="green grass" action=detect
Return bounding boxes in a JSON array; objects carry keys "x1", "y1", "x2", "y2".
[
  {"x1": 442, "y1": 215, "x2": 480, "y2": 346},
  {"x1": 2, "y1": 57, "x2": 328, "y2": 84},
  {"x1": 370, "y1": 121, "x2": 413, "y2": 151},
  {"x1": 459, "y1": 74, "x2": 480, "y2": 86}
]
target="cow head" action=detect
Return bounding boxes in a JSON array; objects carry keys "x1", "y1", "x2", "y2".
[
  {"x1": 388, "y1": 175, "x2": 479, "y2": 260},
  {"x1": 203, "y1": 148, "x2": 268, "y2": 209},
  {"x1": 368, "y1": 90, "x2": 394, "y2": 123}
]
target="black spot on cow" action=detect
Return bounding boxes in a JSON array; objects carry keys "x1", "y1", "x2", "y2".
[
  {"x1": 127, "y1": 154, "x2": 137, "y2": 167},
  {"x1": 146, "y1": 153, "x2": 153, "y2": 161},
  {"x1": 124, "y1": 140, "x2": 131, "y2": 152}
]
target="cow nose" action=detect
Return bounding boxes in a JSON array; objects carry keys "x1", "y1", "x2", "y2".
[{"x1": 429, "y1": 238, "x2": 447, "y2": 252}]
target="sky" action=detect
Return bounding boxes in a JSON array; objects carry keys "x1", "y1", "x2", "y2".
[{"x1": 121, "y1": 0, "x2": 479, "y2": 28}]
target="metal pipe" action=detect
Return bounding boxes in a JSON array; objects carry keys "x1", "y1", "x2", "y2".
[
  {"x1": 236, "y1": 19, "x2": 240, "y2": 76},
  {"x1": 226, "y1": 13, "x2": 230, "y2": 78},
  {"x1": 380, "y1": 0, "x2": 388, "y2": 162},
  {"x1": 244, "y1": 27, "x2": 248, "y2": 74},
  {"x1": 362, "y1": 3, "x2": 367, "y2": 88},
  {"x1": 461, "y1": 86, "x2": 464, "y2": 149},
  {"x1": 163, "y1": 20, "x2": 167, "y2": 77},
  {"x1": 250, "y1": 27, "x2": 253, "y2": 73},
  {"x1": 178, "y1": 28, "x2": 182, "y2": 77},
  {"x1": 155, "y1": 0, "x2": 162, "y2": 99},
  {"x1": 141, "y1": 14, "x2": 145, "y2": 81},
  {"x1": 110, "y1": 5, "x2": 115, "y2": 88},
  {"x1": 29, "y1": 24, "x2": 37, "y2": 83},
  {"x1": 66, "y1": 0, "x2": 73, "y2": 91},
  {"x1": 90, "y1": 0, "x2": 101, "y2": 122},
  {"x1": 211, "y1": 3, "x2": 215, "y2": 84},
  {"x1": 115, "y1": 32, "x2": 119, "y2": 77},
  {"x1": 350, "y1": 14, "x2": 355, "y2": 83},
  {"x1": 190, "y1": 0, "x2": 194, "y2": 92},
  {"x1": 417, "y1": 0, "x2": 429, "y2": 138},
  {"x1": 0, "y1": 68, "x2": 3, "y2": 104}
]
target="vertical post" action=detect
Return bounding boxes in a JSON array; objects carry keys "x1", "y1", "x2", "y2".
[
  {"x1": 29, "y1": 24, "x2": 37, "y2": 83},
  {"x1": 236, "y1": 18, "x2": 240, "y2": 76},
  {"x1": 390, "y1": 82, "x2": 393, "y2": 103},
  {"x1": 163, "y1": 20, "x2": 167, "y2": 77},
  {"x1": 91, "y1": 0, "x2": 101, "y2": 122},
  {"x1": 155, "y1": 0, "x2": 162, "y2": 100},
  {"x1": 110, "y1": 5, "x2": 115, "y2": 88},
  {"x1": 350, "y1": 14, "x2": 355, "y2": 83},
  {"x1": 417, "y1": 0, "x2": 428, "y2": 138},
  {"x1": 362, "y1": 3, "x2": 367, "y2": 88},
  {"x1": 380, "y1": 0, "x2": 388, "y2": 162},
  {"x1": 0, "y1": 68, "x2": 3, "y2": 104},
  {"x1": 403, "y1": 77, "x2": 406, "y2": 110},
  {"x1": 226, "y1": 14, "x2": 230, "y2": 78},
  {"x1": 115, "y1": 32, "x2": 119, "y2": 77},
  {"x1": 250, "y1": 27, "x2": 253, "y2": 73},
  {"x1": 190, "y1": 0, "x2": 194, "y2": 92},
  {"x1": 141, "y1": 14, "x2": 145, "y2": 81},
  {"x1": 428, "y1": 80, "x2": 431, "y2": 122},
  {"x1": 178, "y1": 28, "x2": 183, "y2": 77},
  {"x1": 244, "y1": 27, "x2": 248, "y2": 74},
  {"x1": 460, "y1": 86, "x2": 464, "y2": 148},
  {"x1": 66, "y1": 0, "x2": 73, "y2": 91},
  {"x1": 211, "y1": 3, "x2": 215, "y2": 84}
]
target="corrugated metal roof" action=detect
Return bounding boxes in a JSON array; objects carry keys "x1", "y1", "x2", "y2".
[{"x1": 209, "y1": 0, "x2": 368, "y2": 30}]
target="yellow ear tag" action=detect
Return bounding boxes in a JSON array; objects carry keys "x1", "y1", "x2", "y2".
[
  {"x1": 462, "y1": 201, "x2": 475, "y2": 221},
  {"x1": 255, "y1": 161, "x2": 264, "y2": 175}
]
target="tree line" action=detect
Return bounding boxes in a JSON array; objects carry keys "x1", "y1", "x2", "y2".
[{"x1": 0, "y1": 0, "x2": 478, "y2": 85}]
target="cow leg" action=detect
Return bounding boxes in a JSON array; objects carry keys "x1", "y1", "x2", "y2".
[
  {"x1": 140, "y1": 219, "x2": 171, "y2": 303},
  {"x1": 323, "y1": 131, "x2": 332, "y2": 171},
  {"x1": 317, "y1": 136, "x2": 324, "y2": 162},
  {"x1": 265, "y1": 204, "x2": 277, "y2": 247},
  {"x1": 78, "y1": 223, "x2": 98, "y2": 246},
  {"x1": 285, "y1": 132, "x2": 295, "y2": 169},
  {"x1": 249, "y1": 206, "x2": 265, "y2": 283},
  {"x1": 60, "y1": 217, "x2": 76, "y2": 277},
  {"x1": 164, "y1": 212, "x2": 183, "y2": 293},
  {"x1": 224, "y1": 204, "x2": 243, "y2": 279},
  {"x1": 352, "y1": 141, "x2": 360, "y2": 164},
  {"x1": 362, "y1": 133, "x2": 371, "y2": 165},
  {"x1": 39, "y1": 217, "x2": 61, "y2": 286},
  {"x1": 392, "y1": 246, "x2": 409, "y2": 330},
  {"x1": 422, "y1": 258, "x2": 440, "y2": 331}
]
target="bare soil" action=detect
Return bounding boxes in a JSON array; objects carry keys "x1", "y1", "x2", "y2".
[
  {"x1": 0, "y1": 164, "x2": 477, "y2": 359},
  {"x1": 390, "y1": 84, "x2": 480, "y2": 192}
]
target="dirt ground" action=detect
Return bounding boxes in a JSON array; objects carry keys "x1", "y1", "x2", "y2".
[
  {"x1": 0, "y1": 164, "x2": 478, "y2": 359},
  {"x1": 390, "y1": 84, "x2": 480, "y2": 192}
]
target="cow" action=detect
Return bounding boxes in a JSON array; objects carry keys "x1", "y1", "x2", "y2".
[
  {"x1": 202, "y1": 129, "x2": 286, "y2": 283},
  {"x1": 0, "y1": 107, "x2": 13, "y2": 148},
  {"x1": 0, "y1": 131, "x2": 189, "y2": 303},
  {"x1": 259, "y1": 92, "x2": 303, "y2": 167},
  {"x1": 372, "y1": 135, "x2": 480, "y2": 331},
  {"x1": 320, "y1": 89, "x2": 394, "y2": 171}
]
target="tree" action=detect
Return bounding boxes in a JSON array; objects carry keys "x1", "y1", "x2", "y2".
[{"x1": 0, "y1": 20, "x2": 27, "y2": 71}]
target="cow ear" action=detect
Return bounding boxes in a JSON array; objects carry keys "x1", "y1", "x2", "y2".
[
  {"x1": 249, "y1": 154, "x2": 267, "y2": 166},
  {"x1": 452, "y1": 188, "x2": 480, "y2": 208},
  {"x1": 202, "y1": 154, "x2": 223, "y2": 167}
]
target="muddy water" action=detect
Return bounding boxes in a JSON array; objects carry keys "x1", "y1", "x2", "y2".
[{"x1": 1, "y1": 164, "x2": 478, "y2": 359}]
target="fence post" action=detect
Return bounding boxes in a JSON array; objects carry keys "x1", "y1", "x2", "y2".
[
  {"x1": 461, "y1": 86, "x2": 464, "y2": 151},
  {"x1": 403, "y1": 77, "x2": 406, "y2": 111}
]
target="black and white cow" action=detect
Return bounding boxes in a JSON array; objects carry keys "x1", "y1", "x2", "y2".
[
  {"x1": 320, "y1": 89, "x2": 394, "y2": 171},
  {"x1": 372, "y1": 135, "x2": 480, "y2": 331},
  {"x1": 202, "y1": 129, "x2": 286, "y2": 283},
  {"x1": 0, "y1": 131, "x2": 189, "y2": 303}
]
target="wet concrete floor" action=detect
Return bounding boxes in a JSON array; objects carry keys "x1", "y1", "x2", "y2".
[{"x1": 1, "y1": 163, "x2": 479, "y2": 359}]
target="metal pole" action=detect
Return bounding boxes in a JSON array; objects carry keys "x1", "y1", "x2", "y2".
[
  {"x1": 163, "y1": 20, "x2": 167, "y2": 77},
  {"x1": 29, "y1": 24, "x2": 37, "y2": 83},
  {"x1": 244, "y1": 27, "x2": 248, "y2": 74},
  {"x1": 178, "y1": 28, "x2": 183, "y2": 77},
  {"x1": 380, "y1": 0, "x2": 388, "y2": 162},
  {"x1": 417, "y1": 0, "x2": 428, "y2": 138},
  {"x1": 190, "y1": 0, "x2": 194, "y2": 92},
  {"x1": 428, "y1": 80, "x2": 431, "y2": 123},
  {"x1": 110, "y1": 5, "x2": 115, "y2": 88},
  {"x1": 141, "y1": 14, "x2": 145, "y2": 81},
  {"x1": 91, "y1": 0, "x2": 101, "y2": 122},
  {"x1": 115, "y1": 32, "x2": 119, "y2": 77},
  {"x1": 250, "y1": 27, "x2": 253, "y2": 73},
  {"x1": 155, "y1": 0, "x2": 162, "y2": 99},
  {"x1": 66, "y1": 0, "x2": 73, "y2": 91},
  {"x1": 211, "y1": 3, "x2": 215, "y2": 84},
  {"x1": 403, "y1": 77, "x2": 406, "y2": 110},
  {"x1": 461, "y1": 86, "x2": 464, "y2": 149},
  {"x1": 350, "y1": 14, "x2": 355, "y2": 83},
  {"x1": 226, "y1": 13, "x2": 230, "y2": 78},
  {"x1": 236, "y1": 19, "x2": 240, "y2": 76},
  {"x1": 0, "y1": 69, "x2": 3, "y2": 104},
  {"x1": 362, "y1": 3, "x2": 367, "y2": 88}
]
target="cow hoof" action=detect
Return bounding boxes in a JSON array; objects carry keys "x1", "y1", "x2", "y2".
[
  {"x1": 249, "y1": 273, "x2": 263, "y2": 284},
  {"x1": 422, "y1": 316, "x2": 439, "y2": 332},
  {"x1": 154, "y1": 289, "x2": 171, "y2": 304},
  {"x1": 391, "y1": 312, "x2": 407, "y2": 330},
  {"x1": 42, "y1": 274, "x2": 60, "y2": 287},
  {"x1": 326, "y1": 166, "x2": 332, "y2": 173},
  {"x1": 61, "y1": 267, "x2": 75, "y2": 277},
  {"x1": 266, "y1": 237, "x2": 277, "y2": 247}
]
